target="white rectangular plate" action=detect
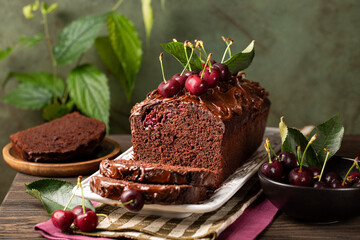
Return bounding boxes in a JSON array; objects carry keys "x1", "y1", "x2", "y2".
[{"x1": 74, "y1": 127, "x2": 281, "y2": 218}]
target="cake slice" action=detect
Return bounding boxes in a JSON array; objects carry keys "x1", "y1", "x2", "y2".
[
  {"x1": 99, "y1": 158, "x2": 218, "y2": 188},
  {"x1": 10, "y1": 112, "x2": 106, "y2": 163},
  {"x1": 90, "y1": 176, "x2": 209, "y2": 204}
]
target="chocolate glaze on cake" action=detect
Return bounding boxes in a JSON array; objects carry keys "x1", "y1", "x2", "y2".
[
  {"x1": 10, "y1": 112, "x2": 106, "y2": 163},
  {"x1": 90, "y1": 176, "x2": 209, "y2": 204},
  {"x1": 99, "y1": 158, "x2": 217, "y2": 188},
  {"x1": 130, "y1": 73, "x2": 270, "y2": 187}
]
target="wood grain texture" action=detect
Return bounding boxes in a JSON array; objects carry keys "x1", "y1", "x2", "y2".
[{"x1": 1, "y1": 135, "x2": 360, "y2": 239}]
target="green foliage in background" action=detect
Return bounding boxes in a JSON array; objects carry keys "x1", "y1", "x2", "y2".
[{"x1": 0, "y1": 0, "x2": 160, "y2": 131}]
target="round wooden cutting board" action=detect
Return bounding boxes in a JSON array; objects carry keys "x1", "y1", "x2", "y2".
[{"x1": 2, "y1": 137, "x2": 121, "y2": 177}]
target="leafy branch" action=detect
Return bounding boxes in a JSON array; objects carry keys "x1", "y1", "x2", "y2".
[{"x1": 0, "y1": 0, "x2": 158, "y2": 131}]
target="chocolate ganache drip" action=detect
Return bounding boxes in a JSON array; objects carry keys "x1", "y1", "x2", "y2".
[{"x1": 131, "y1": 73, "x2": 268, "y2": 121}]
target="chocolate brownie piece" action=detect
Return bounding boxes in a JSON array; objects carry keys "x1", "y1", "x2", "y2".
[
  {"x1": 10, "y1": 112, "x2": 106, "y2": 163},
  {"x1": 99, "y1": 158, "x2": 217, "y2": 188},
  {"x1": 130, "y1": 75, "x2": 270, "y2": 187},
  {"x1": 90, "y1": 176, "x2": 209, "y2": 205}
]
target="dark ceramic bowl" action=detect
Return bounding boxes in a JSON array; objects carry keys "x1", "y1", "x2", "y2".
[{"x1": 258, "y1": 156, "x2": 360, "y2": 222}]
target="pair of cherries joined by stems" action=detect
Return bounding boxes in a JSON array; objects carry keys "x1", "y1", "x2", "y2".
[
  {"x1": 158, "y1": 39, "x2": 231, "y2": 98},
  {"x1": 51, "y1": 176, "x2": 144, "y2": 232},
  {"x1": 262, "y1": 136, "x2": 360, "y2": 188}
]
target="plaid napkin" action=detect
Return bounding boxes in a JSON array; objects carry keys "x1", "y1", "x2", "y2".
[{"x1": 35, "y1": 176, "x2": 278, "y2": 240}]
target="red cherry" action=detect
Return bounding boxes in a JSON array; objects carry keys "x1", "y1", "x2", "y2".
[
  {"x1": 72, "y1": 205, "x2": 92, "y2": 218},
  {"x1": 52, "y1": 210, "x2": 74, "y2": 231},
  {"x1": 185, "y1": 75, "x2": 208, "y2": 95},
  {"x1": 158, "y1": 79, "x2": 181, "y2": 97},
  {"x1": 261, "y1": 160, "x2": 284, "y2": 181},
  {"x1": 171, "y1": 73, "x2": 188, "y2": 88},
  {"x1": 288, "y1": 166, "x2": 313, "y2": 186},
  {"x1": 121, "y1": 189, "x2": 145, "y2": 212},
  {"x1": 212, "y1": 63, "x2": 230, "y2": 81},
  {"x1": 74, "y1": 211, "x2": 98, "y2": 232},
  {"x1": 200, "y1": 67, "x2": 220, "y2": 87},
  {"x1": 183, "y1": 70, "x2": 200, "y2": 77}
]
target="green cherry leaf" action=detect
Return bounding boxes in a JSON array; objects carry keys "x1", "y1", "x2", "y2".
[
  {"x1": 25, "y1": 179, "x2": 94, "y2": 214},
  {"x1": 282, "y1": 127, "x2": 321, "y2": 167},
  {"x1": 53, "y1": 13, "x2": 108, "y2": 65},
  {"x1": 66, "y1": 64, "x2": 110, "y2": 131},
  {"x1": 161, "y1": 42, "x2": 203, "y2": 71},
  {"x1": 223, "y1": 40, "x2": 255, "y2": 74},
  {"x1": 309, "y1": 114, "x2": 344, "y2": 162}
]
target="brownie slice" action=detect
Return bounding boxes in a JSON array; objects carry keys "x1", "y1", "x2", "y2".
[
  {"x1": 10, "y1": 112, "x2": 106, "y2": 163},
  {"x1": 130, "y1": 75, "x2": 270, "y2": 187},
  {"x1": 99, "y1": 158, "x2": 217, "y2": 188},
  {"x1": 90, "y1": 176, "x2": 209, "y2": 205}
]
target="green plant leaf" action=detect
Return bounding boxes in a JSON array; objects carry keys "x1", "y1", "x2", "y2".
[
  {"x1": 23, "y1": 0, "x2": 39, "y2": 19},
  {"x1": 25, "y1": 179, "x2": 94, "y2": 214},
  {"x1": 309, "y1": 114, "x2": 344, "y2": 162},
  {"x1": 223, "y1": 40, "x2": 255, "y2": 74},
  {"x1": 279, "y1": 116, "x2": 288, "y2": 146},
  {"x1": 67, "y1": 64, "x2": 110, "y2": 130},
  {"x1": 18, "y1": 34, "x2": 44, "y2": 48},
  {"x1": 42, "y1": 102, "x2": 74, "y2": 121},
  {"x1": 2, "y1": 83, "x2": 52, "y2": 109},
  {"x1": 161, "y1": 42, "x2": 203, "y2": 71},
  {"x1": 95, "y1": 36, "x2": 127, "y2": 89},
  {"x1": 9, "y1": 72, "x2": 64, "y2": 98},
  {"x1": 53, "y1": 13, "x2": 108, "y2": 65},
  {"x1": 107, "y1": 12, "x2": 142, "y2": 102},
  {"x1": 282, "y1": 127, "x2": 321, "y2": 167},
  {"x1": 0, "y1": 34, "x2": 43, "y2": 61},
  {"x1": 40, "y1": 2, "x2": 58, "y2": 15},
  {"x1": 141, "y1": 0, "x2": 153, "y2": 45},
  {"x1": 0, "y1": 47, "x2": 12, "y2": 60}
]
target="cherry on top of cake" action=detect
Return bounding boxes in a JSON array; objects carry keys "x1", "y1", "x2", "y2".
[{"x1": 132, "y1": 38, "x2": 268, "y2": 121}]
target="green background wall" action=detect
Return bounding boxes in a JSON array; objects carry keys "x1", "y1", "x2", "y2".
[{"x1": 0, "y1": 0, "x2": 359, "y2": 203}]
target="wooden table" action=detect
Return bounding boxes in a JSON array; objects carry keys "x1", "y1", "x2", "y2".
[{"x1": 0, "y1": 135, "x2": 359, "y2": 239}]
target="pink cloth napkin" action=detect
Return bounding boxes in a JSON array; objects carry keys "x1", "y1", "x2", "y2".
[{"x1": 34, "y1": 195, "x2": 278, "y2": 240}]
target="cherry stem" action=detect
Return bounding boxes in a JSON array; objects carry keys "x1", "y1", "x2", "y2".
[
  {"x1": 221, "y1": 36, "x2": 233, "y2": 63},
  {"x1": 318, "y1": 149, "x2": 330, "y2": 182},
  {"x1": 342, "y1": 157, "x2": 359, "y2": 186},
  {"x1": 296, "y1": 145, "x2": 301, "y2": 165},
  {"x1": 116, "y1": 199, "x2": 134, "y2": 207},
  {"x1": 264, "y1": 142, "x2": 272, "y2": 163},
  {"x1": 63, "y1": 182, "x2": 79, "y2": 211},
  {"x1": 96, "y1": 213, "x2": 111, "y2": 222},
  {"x1": 159, "y1": 52, "x2": 167, "y2": 83},
  {"x1": 266, "y1": 138, "x2": 280, "y2": 160},
  {"x1": 200, "y1": 53, "x2": 212, "y2": 79},
  {"x1": 181, "y1": 45, "x2": 194, "y2": 76},
  {"x1": 78, "y1": 176, "x2": 86, "y2": 214},
  {"x1": 299, "y1": 134, "x2": 317, "y2": 172},
  {"x1": 183, "y1": 41, "x2": 192, "y2": 71}
]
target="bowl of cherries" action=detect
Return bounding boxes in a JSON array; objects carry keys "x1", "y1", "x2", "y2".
[{"x1": 258, "y1": 135, "x2": 360, "y2": 222}]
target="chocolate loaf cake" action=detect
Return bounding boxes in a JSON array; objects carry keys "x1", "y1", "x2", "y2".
[
  {"x1": 99, "y1": 158, "x2": 217, "y2": 188},
  {"x1": 90, "y1": 176, "x2": 209, "y2": 204},
  {"x1": 10, "y1": 112, "x2": 106, "y2": 163},
  {"x1": 130, "y1": 74, "x2": 270, "y2": 187}
]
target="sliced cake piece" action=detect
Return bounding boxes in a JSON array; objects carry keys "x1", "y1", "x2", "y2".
[
  {"x1": 99, "y1": 158, "x2": 218, "y2": 188},
  {"x1": 90, "y1": 176, "x2": 209, "y2": 205},
  {"x1": 10, "y1": 112, "x2": 106, "y2": 163}
]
